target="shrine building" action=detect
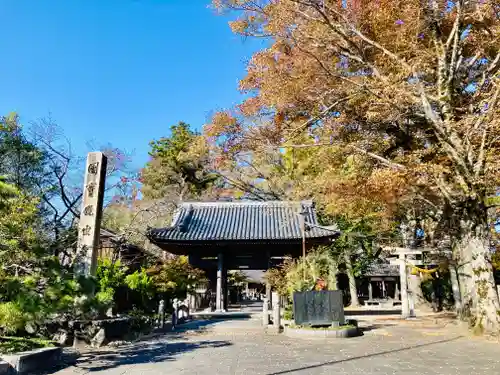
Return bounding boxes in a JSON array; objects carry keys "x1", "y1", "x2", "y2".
[{"x1": 147, "y1": 200, "x2": 339, "y2": 311}]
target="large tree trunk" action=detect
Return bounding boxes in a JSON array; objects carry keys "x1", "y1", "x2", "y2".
[
  {"x1": 457, "y1": 208, "x2": 500, "y2": 333},
  {"x1": 449, "y1": 263, "x2": 463, "y2": 312},
  {"x1": 344, "y1": 252, "x2": 360, "y2": 307},
  {"x1": 455, "y1": 249, "x2": 474, "y2": 320}
]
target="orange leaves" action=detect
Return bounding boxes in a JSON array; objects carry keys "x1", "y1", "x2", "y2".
[
  {"x1": 367, "y1": 168, "x2": 411, "y2": 206},
  {"x1": 229, "y1": 19, "x2": 249, "y2": 34},
  {"x1": 204, "y1": 111, "x2": 240, "y2": 138},
  {"x1": 211, "y1": 0, "x2": 500, "y2": 226},
  {"x1": 237, "y1": 97, "x2": 262, "y2": 117}
]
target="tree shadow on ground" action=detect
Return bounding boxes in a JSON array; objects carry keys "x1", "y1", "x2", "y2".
[
  {"x1": 43, "y1": 315, "x2": 248, "y2": 374},
  {"x1": 358, "y1": 322, "x2": 398, "y2": 334},
  {"x1": 345, "y1": 309, "x2": 402, "y2": 316},
  {"x1": 64, "y1": 338, "x2": 231, "y2": 373},
  {"x1": 266, "y1": 336, "x2": 463, "y2": 375},
  {"x1": 171, "y1": 315, "x2": 252, "y2": 334}
]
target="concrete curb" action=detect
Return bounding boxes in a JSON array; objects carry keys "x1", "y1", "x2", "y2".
[
  {"x1": 283, "y1": 326, "x2": 360, "y2": 339},
  {"x1": 1, "y1": 347, "x2": 62, "y2": 374}
]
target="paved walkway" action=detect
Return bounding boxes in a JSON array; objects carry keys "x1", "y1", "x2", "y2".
[{"x1": 52, "y1": 314, "x2": 500, "y2": 375}]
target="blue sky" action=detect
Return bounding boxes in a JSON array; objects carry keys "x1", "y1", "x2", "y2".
[{"x1": 0, "y1": 0, "x2": 264, "y2": 170}]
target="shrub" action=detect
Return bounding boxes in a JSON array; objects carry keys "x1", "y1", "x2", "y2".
[
  {"x1": 283, "y1": 306, "x2": 294, "y2": 321},
  {"x1": 0, "y1": 302, "x2": 26, "y2": 335},
  {"x1": 0, "y1": 336, "x2": 54, "y2": 354}
]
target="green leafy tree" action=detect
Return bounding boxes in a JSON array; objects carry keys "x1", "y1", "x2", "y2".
[
  {"x1": 265, "y1": 248, "x2": 339, "y2": 301},
  {"x1": 142, "y1": 122, "x2": 218, "y2": 200},
  {"x1": 0, "y1": 114, "x2": 48, "y2": 195},
  {"x1": 95, "y1": 258, "x2": 128, "y2": 310},
  {"x1": 228, "y1": 270, "x2": 249, "y2": 287},
  {"x1": 0, "y1": 177, "x2": 42, "y2": 273},
  {"x1": 147, "y1": 256, "x2": 207, "y2": 300},
  {"x1": 125, "y1": 268, "x2": 155, "y2": 308}
]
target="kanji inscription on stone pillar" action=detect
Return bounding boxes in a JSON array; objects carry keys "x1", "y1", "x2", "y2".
[{"x1": 76, "y1": 152, "x2": 107, "y2": 277}]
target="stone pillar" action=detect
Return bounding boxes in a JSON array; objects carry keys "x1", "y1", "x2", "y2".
[
  {"x1": 265, "y1": 249, "x2": 272, "y2": 307},
  {"x1": 158, "y1": 300, "x2": 165, "y2": 329},
  {"x1": 216, "y1": 252, "x2": 226, "y2": 312},
  {"x1": 408, "y1": 292, "x2": 416, "y2": 318},
  {"x1": 399, "y1": 253, "x2": 409, "y2": 318},
  {"x1": 172, "y1": 310, "x2": 177, "y2": 329},
  {"x1": 381, "y1": 280, "x2": 386, "y2": 298},
  {"x1": 223, "y1": 266, "x2": 228, "y2": 311},
  {"x1": 271, "y1": 292, "x2": 281, "y2": 333},
  {"x1": 449, "y1": 263, "x2": 462, "y2": 312},
  {"x1": 408, "y1": 271, "x2": 425, "y2": 307},
  {"x1": 368, "y1": 281, "x2": 373, "y2": 300},
  {"x1": 76, "y1": 152, "x2": 107, "y2": 277},
  {"x1": 262, "y1": 297, "x2": 269, "y2": 327},
  {"x1": 395, "y1": 283, "x2": 400, "y2": 301},
  {"x1": 266, "y1": 282, "x2": 272, "y2": 308}
]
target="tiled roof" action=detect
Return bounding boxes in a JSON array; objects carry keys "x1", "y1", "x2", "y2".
[
  {"x1": 147, "y1": 201, "x2": 338, "y2": 243},
  {"x1": 365, "y1": 263, "x2": 399, "y2": 277}
]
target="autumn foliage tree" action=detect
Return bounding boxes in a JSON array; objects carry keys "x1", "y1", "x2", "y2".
[{"x1": 210, "y1": 1, "x2": 500, "y2": 332}]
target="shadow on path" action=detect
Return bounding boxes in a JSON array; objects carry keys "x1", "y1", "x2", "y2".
[
  {"x1": 266, "y1": 336, "x2": 463, "y2": 375},
  {"x1": 44, "y1": 315, "x2": 248, "y2": 374},
  {"x1": 358, "y1": 322, "x2": 398, "y2": 333},
  {"x1": 68, "y1": 339, "x2": 232, "y2": 373},
  {"x1": 345, "y1": 309, "x2": 402, "y2": 316},
  {"x1": 172, "y1": 314, "x2": 253, "y2": 334}
]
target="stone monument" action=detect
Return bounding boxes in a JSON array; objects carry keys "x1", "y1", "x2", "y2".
[
  {"x1": 158, "y1": 300, "x2": 165, "y2": 329},
  {"x1": 76, "y1": 152, "x2": 107, "y2": 277},
  {"x1": 293, "y1": 290, "x2": 345, "y2": 327}
]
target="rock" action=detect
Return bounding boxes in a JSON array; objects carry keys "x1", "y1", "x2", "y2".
[
  {"x1": 107, "y1": 340, "x2": 131, "y2": 348},
  {"x1": 178, "y1": 305, "x2": 189, "y2": 320},
  {"x1": 24, "y1": 322, "x2": 36, "y2": 335},
  {"x1": 90, "y1": 328, "x2": 107, "y2": 348},
  {"x1": 53, "y1": 330, "x2": 73, "y2": 346},
  {"x1": 85, "y1": 322, "x2": 101, "y2": 339},
  {"x1": 72, "y1": 332, "x2": 87, "y2": 349}
]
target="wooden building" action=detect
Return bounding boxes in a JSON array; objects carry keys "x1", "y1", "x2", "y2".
[
  {"x1": 147, "y1": 201, "x2": 339, "y2": 311},
  {"x1": 99, "y1": 228, "x2": 154, "y2": 270},
  {"x1": 359, "y1": 262, "x2": 400, "y2": 302}
]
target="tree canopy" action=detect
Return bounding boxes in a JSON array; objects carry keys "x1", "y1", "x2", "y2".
[
  {"x1": 210, "y1": 0, "x2": 500, "y2": 332},
  {"x1": 142, "y1": 122, "x2": 218, "y2": 200}
]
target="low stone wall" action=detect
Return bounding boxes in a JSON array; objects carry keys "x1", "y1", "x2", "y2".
[
  {"x1": 1, "y1": 347, "x2": 62, "y2": 374},
  {"x1": 284, "y1": 325, "x2": 360, "y2": 339},
  {"x1": 43, "y1": 316, "x2": 156, "y2": 348}
]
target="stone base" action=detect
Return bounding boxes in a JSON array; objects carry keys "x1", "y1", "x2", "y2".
[
  {"x1": 1, "y1": 347, "x2": 62, "y2": 374},
  {"x1": 281, "y1": 319, "x2": 293, "y2": 326},
  {"x1": 265, "y1": 324, "x2": 283, "y2": 335},
  {"x1": 284, "y1": 326, "x2": 360, "y2": 339}
]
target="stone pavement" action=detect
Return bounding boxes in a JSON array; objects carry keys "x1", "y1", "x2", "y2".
[{"x1": 51, "y1": 314, "x2": 500, "y2": 375}]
